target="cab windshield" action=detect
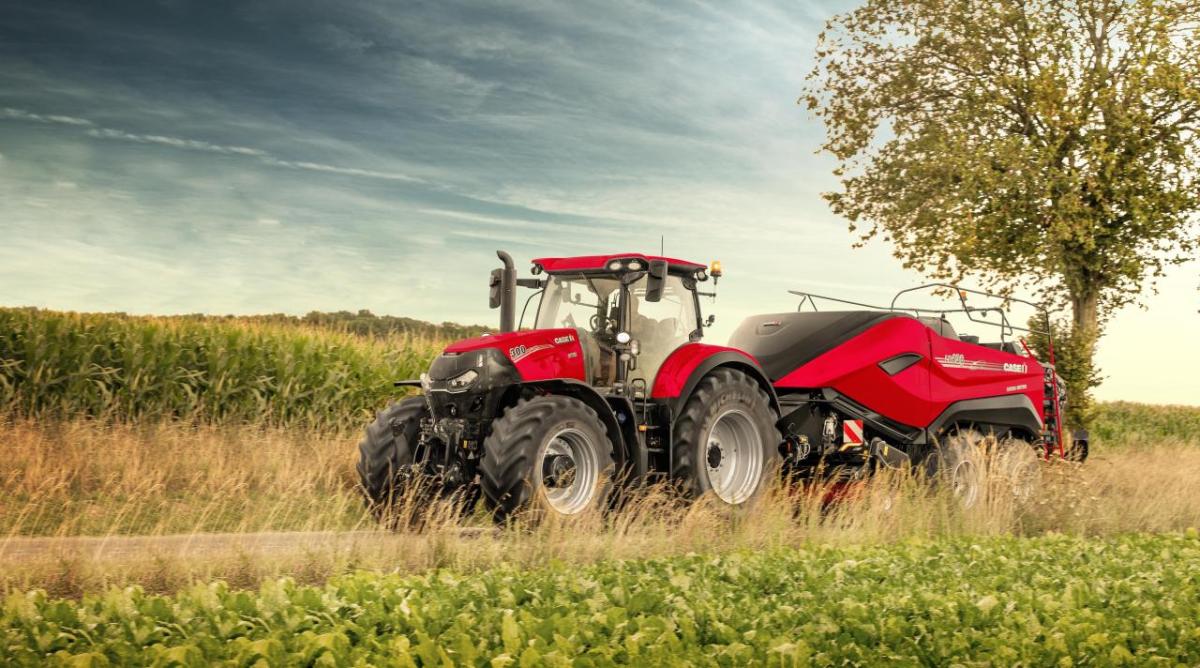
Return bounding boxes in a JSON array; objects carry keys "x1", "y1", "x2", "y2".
[
  {"x1": 534, "y1": 273, "x2": 698, "y2": 388},
  {"x1": 534, "y1": 275, "x2": 621, "y2": 334}
]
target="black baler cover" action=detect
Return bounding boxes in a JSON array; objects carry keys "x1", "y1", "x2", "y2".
[{"x1": 728, "y1": 311, "x2": 899, "y2": 381}]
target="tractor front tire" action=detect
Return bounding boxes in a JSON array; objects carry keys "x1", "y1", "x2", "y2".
[
  {"x1": 672, "y1": 368, "x2": 780, "y2": 505},
  {"x1": 480, "y1": 395, "x2": 615, "y2": 522},
  {"x1": 357, "y1": 396, "x2": 427, "y2": 515}
]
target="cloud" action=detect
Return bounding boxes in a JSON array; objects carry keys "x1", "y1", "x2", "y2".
[
  {"x1": 2, "y1": 107, "x2": 424, "y2": 184},
  {"x1": 260, "y1": 157, "x2": 422, "y2": 182},
  {"x1": 85, "y1": 127, "x2": 266, "y2": 156},
  {"x1": 418, "y1": 208, "x2": 606, "y2": 232},
  {"x1": 310, "y1": 24, "x2": 375, "y2": 55},
  {"x1": 1, "y1": 107, "x2": 94, "y2": 126}
]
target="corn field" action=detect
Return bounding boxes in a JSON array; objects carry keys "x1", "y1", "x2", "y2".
[{"x1": 0, "y1": 308, "x2": 447, "y2": 428}]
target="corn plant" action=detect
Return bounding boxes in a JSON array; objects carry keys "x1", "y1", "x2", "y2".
[{"x1": 0, "y1": 308, "x2": 447, "y2": 428}]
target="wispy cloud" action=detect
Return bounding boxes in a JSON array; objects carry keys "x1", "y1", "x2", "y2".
[
  {"x1": 4, "y1": 107, "x2": 423, "y2": 184},
  {"x1": 85, "y1": 127, "x2": 266, "y2": 156},
  {"x1": 1, "y1": 107, "x2": 94, "y2": 126},
  {"x1": 260, "y1": 157, "x2": 421, "y2": 182}
]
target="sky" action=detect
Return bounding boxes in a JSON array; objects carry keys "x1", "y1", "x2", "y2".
[{"x1": 0, "y1": 0, "x2": 1196, "y2": 405}]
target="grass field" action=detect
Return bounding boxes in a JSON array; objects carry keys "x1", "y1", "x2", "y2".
[{"x1": 4, "y1": 415, "x2": 1200, "y2": 599}]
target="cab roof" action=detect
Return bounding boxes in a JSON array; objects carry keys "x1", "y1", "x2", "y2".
[{"x1": 532, "y1": 253, "x2": 707, "y2": 274}]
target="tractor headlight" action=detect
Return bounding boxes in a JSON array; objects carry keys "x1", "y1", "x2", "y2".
[
  {"x1": 420, "y1": 373, "x2": 431, "y2": 393},
  {"x1": 448, "y1": 369, "x2": 479, "y2": 391}
]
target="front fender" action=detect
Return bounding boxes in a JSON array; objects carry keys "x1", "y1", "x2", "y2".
[{"x1": 652, "y1": 344, "x2": 778, "y2": 416}]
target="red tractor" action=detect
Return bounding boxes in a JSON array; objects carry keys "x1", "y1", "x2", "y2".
[{"x1": 358, "y1": 250, "x2": 1084, "y2": 519}]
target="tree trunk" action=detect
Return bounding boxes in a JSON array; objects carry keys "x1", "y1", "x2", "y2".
[
  {"x1": 1070, "y1": 290, "x2": 1099, "y2": 338},
  {"x1": 1061, "y1": 286, "x2": 1101, "y2": 428}
]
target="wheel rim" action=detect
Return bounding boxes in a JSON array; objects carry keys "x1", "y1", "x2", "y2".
[
  {"x1": 950, "y1": 459, "x2": 979, "y2": 508},
  {"x1": 703, "y1": 408, "x2": 764, "y2": 504},
  {"x1": 536, "y1": 428, "x2": 601, "y2": 515},
  {"x1": 1007, "y1": 448, "x2": 1041, "y2": 502}
]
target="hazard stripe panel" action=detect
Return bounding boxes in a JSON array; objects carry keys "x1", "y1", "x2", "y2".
[{"x1": 842, "y1": 419, "x2": 864, "y2": 446}]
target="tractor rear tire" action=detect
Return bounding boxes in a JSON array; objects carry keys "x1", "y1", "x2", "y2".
[
  {"x1": 671, "y1": 368, "x2": 780, "y2": 505},
  {"x1": 480, "y1": 395, "x2": 615, "y2": 522},
  {"x1": 356, "y1": 396, "x2": 427, "y2": 515}
]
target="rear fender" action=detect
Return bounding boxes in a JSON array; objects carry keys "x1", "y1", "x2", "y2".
[
  {"x1": 519, "y1": 379, "x2": 641, "y2": 473},
  {"x1": 927, "y1": 394, "x2": 1043, "y2": 443},
  {"x1": 653, "y1": 345, "x2": 779, "y2": 416}
]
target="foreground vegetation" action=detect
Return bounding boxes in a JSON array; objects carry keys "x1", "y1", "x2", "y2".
[{"x1": 5, "y1": 533, "x2": 1200, "y2": 666}]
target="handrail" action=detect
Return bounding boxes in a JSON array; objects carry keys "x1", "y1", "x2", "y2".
[{"x1": 789, "y1": 283, "x2": 1052, "y2": 341}]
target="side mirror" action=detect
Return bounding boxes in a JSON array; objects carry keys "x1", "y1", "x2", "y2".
[
  {"x1": 488, "y1": 268, "x2": 503, "y2": 309},
  {"x1": 645, "y1": 259, "x2": 668, "y2": 303},
  {"x1": 705, "y1": 314, "x2": 716, "y2": 327}
]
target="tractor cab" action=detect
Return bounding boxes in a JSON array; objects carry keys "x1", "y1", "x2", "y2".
[{"x1": 505, "y1": 253, "x2": 718, "y2": 394}]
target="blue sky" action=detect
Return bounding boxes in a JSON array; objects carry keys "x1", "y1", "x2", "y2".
[{"x1": 1, "y1": 0, "x2": 1196, "y2": 404}]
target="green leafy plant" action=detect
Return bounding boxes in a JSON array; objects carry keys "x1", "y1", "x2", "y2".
[{"x1": 4, "y1": 534, "x2": 1200, "y2": 665}]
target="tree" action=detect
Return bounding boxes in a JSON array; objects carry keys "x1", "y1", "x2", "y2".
[{"x1": 804, "y1": 0, "x2": 1200, "y2": 419}]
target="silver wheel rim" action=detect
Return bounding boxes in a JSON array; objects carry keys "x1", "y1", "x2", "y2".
[
  {"x1": 951, "y1": 459, "x2": 979, "y2": 508},
  {"x1": 1007, "y1": 448, "x2": 1041, "y2": 502},
  {"x1": 536, "y1": 427, "x2": 601, "y2": 515},
  {"x1": 703, "y1": 408, "x2": 764, "y2": 504}
]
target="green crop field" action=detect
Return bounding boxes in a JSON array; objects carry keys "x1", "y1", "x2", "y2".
[
  {"x1": 0, "y1": 307, "x2": 449, "y2": 429},
  {"x1": 4, "y1": 533, "x2": 1199, "y2": 666}
]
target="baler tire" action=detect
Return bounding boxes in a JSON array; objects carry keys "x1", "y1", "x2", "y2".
[
  {"x1": 992, "y1": 436, "x2": 1042, "y2": 503},
  {"x1": 356, "y1": 396, "x2": 427, "y2": 516},
  {"x1": 924, "y1": 429, "x2": 986, "y2": 509},
  {"x1": 671, "y1": 368, "x2": 780, "y2": 505},
  {"x1": 480, "y1": 395, "x2": 615, "y2": 522}
]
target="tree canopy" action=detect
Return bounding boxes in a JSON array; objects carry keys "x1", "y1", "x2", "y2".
[{"x1": 805, "y1": 0, "x2": 1200, "y2": 336}]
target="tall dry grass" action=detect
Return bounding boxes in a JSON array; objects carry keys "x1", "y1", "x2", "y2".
[
  {"x1": 3, "y1": 417, "x2": 1200, "y2": 596},
  {"x1": 0, "y1": 417, "x2": 373, "y2": 537}
]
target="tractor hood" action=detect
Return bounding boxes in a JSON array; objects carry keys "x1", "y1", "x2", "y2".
[{"x1": 440, "y1": 328, "x2": 587, "y2": 383}]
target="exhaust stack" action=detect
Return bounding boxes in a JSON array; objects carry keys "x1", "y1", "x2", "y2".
[{"x1": 494, "y1": 250, "x2": 516, "y2": 333}]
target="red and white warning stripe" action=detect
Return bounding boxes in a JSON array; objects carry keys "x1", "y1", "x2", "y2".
[{"x1": 842, "y1": 419, "x2": 864, "y2": 446}]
